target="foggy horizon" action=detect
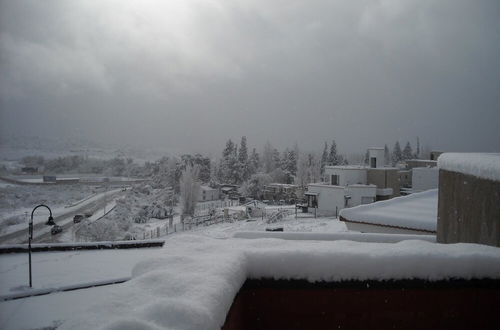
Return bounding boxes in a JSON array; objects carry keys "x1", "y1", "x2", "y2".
[{"x1": 1, "y1": 0, "x2": 499, "y2": 156}]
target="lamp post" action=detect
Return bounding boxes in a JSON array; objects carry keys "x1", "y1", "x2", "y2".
[{"x1": 29, "y1": 204, "x2": 55, "y2": 288}]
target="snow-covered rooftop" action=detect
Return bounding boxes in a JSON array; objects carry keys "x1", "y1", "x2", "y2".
[
  {"x1": 54, "y1": 234, "x2": 500, "y2": 330},
  {"x1": 438, "y1": 153, "x2": 500, "y2": 182},
  {"x1": 339, "y1": 189, "x2": 438, "y2": 232}
]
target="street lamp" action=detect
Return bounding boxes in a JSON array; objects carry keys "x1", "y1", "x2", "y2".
[{"x1": 29, "y1": 204, "x2": 55, "y2": 288}]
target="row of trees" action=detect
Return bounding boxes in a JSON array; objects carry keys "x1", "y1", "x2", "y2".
[
  {"x1": 370, "y1": 137, "x2": 422, "y2": 166},
  {"x1": 216, "y1": 137, "x2": 348, "y2": 187}
]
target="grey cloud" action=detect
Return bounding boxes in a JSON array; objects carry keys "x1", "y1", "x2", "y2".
[{"x1": 1, "y1": 0, "x2": 499, "y2": 154}]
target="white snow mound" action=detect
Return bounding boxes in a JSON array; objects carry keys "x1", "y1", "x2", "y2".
[
  {"x1": 59, "y1": 235, "x2": 500, "y2": 330},
  {"x1": 438, "y1": 153, "x2": 500, "y2": 182}
]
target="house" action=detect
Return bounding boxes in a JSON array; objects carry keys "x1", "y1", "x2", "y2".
[
  {"x1": 307, "y1": 165, "x2": 376, "y2": 217},
  {"x1": 262, "y1": 183, "x2": 301, "y2": 203},
  {"x1": 199, "y1": 185, "x2": 219, "y2": 202},
  {"x1": 305, "y1": 148, "x2": 403, "y2": 216},
  {"x1": 219, "y1": 184, "x2": 240, "y2": 199}
]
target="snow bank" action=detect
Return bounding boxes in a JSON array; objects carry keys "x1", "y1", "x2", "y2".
[
  {"x1": 339, "y1": 189, "x2": 437, "y2": 231},
  {"x1": 438, "y1": 153, "x2": 500, "y2": 182},
  {"x1": 59, "y1": 235, "x2": 500, "y2": 330}
]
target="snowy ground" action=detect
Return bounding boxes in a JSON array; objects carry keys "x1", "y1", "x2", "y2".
[
  {"x1": 0, "y1": 207, "x2": 499, "y2": 330},
  {"x1": 190, "y1": 213, "x2": 348, "y2": 239},
  {"x1": 0, "y1": 248, "x2": 164, "y2": 297}
]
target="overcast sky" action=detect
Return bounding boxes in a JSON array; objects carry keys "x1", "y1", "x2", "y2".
[{"x1": 1, "y1": 0, "x2": 499, "y2": 155}]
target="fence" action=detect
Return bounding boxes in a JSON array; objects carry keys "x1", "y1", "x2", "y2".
[{"x1": 141, "y1": 202, "x2": 298, "y2": 240}]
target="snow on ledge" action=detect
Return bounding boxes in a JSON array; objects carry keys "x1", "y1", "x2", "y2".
[
  {"x1": 59, "y1": 235, "x2": 500, "y2": 330},
  {"x1": 438, "y1": 153, "x2": 500, "y2": 182},
  {"x1": 233, "y1": 231, "x2": 436, "y2": 243}
]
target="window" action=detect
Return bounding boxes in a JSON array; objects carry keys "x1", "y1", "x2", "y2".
[
  {"x1": 370, "y1": 157, "x2": 377, "y2": 168},
  {"x1": 331, "y1": 174, "x2": 339, "y2": 185}
]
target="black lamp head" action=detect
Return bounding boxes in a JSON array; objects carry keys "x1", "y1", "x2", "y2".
[{"x1": 46, "y1": 216, "x2": 55, "y2": 226}]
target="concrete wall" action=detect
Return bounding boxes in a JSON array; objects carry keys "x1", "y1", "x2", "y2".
[
  {"x1": 308, "y1": 184, "x2": 345, "y2": 216},
  {"x1": 399, "y1": 170, "x2": 412, "y2": 188},
  {"x1": 308, "y1": 184, "x2": 376, "y2": 216},
  {"x1": 324, "y1": 167, "x2": 367, "y2": 186},
  {"x1": 368, "y1": 148, "x2": 385, "y2": 168},
  {"x1": 437, "y1": 169, "x2": 500, "y2": 247},
  {"x1": 344, "y1": 185, "x2": 377, "y2": 207},
  {"x1": 367, "y1": 168, "x2": 400, "y2": 198},
  {"x1": 412, "y1": 167, "x2": 439, "y2": 192}
]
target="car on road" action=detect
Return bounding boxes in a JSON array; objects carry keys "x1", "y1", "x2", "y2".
[
  {"x1": 51, "y1": 225, "x2": 63, "y2": 235},
  {"x1": 73, "y1": 214, "x2": 84, "y2": 223}
]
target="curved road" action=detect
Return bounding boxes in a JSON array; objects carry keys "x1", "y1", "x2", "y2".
[{"x1": 0, "y1": 190, "x2": 123, "y2": 244}]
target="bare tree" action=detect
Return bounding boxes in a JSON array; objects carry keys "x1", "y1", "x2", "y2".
[{"x1": 180, "y1": 165, "x2": 201, "y2": 217}]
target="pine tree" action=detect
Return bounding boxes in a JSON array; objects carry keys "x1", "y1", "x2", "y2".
[
  {"x1": 320, "y1": 141, "x2": 328, "y2": 175},
  {"x1": 287, "y1": 148, "x2": 297, "y2": 176},
  {"x1": 249, "y1": 148, "x2": 260, "y2": 176},
  {"x1": 415, "y1": 136, "x2": 420, "y2": 159},
  {"x1": 272, "y1": 148, "x2": 281, "y2": 171},
  {"x1": 221, "y1": 139, "x2": 239, "y2": 184},
  {"x1": 328, "y1": 140, "x2": 339, "y2": 166},
  {"x1": 364, "y1": 150, "x2": 370, "y2": 165},
  {"x1": 402, "y1": 141, "x2": 413, "y2": 160},
  {"x1": 262, "y1": 141, "x2": 275, "y2": 173},
  {"x1": 392, "y1": 141, "x2": 402, "y2": 165},
  {"x1": 238, "y1": 136, "x2": 249, "y2": 181}
]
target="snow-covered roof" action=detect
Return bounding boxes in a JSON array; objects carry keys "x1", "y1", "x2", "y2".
[
  {"x1": 339, "y1": 189, "x2": 438, "y2": 232},
  {"x1": 200, "y1": 185, "x2": 217, "y2": 191},
  {"x1": 438, "y1": 153, "x2": 500, "y2": 182},
  {"x1": 325, "y1": 165, "x2": 367, "y2": 170},
  {"x1": 60, "y1": 235, "x2": 500, "y2": 330}
]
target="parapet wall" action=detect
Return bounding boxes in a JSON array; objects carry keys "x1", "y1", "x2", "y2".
[{"x1": 437, "y1": 169, "x2": 500, "y2": 247}]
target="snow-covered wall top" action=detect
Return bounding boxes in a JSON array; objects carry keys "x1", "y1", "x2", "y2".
[
  {"x1": 438, "y1": 153, "x2": 500, "y2": 182},
  {"x1": 60, "y1": 235, "x2": 500, "y2": 330},
  {"x1": 339, "y1": 189, "x2": 438, "y2": 231}
]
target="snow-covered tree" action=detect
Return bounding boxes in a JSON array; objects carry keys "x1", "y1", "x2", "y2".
[
  {"x1": 392, "y1": 141, "x2": 403, "y2": 165},
  {"x1": 220, "y1": 139, "x2": 239, "y2": 184},
  {"x1": 180, "y1": 165, "x2": 201, "y2": 217},
  {"x1": 415, "y1": 136, "x2": 420, "y2": 159},
  {"x1": 238, "y1": 136, "x2": 250, "y2": 181},
  {"x1": 262, "y1": 141, "x2": 275, "y2": 173},
  {"x1": 240, "y1": 173, "x2": 272, "y2": 199},
  {"x1": 320, "y1": 141, "x2": 328, "y2": 175},
  {"x1": 248, "y1": 148, "x2": 260, "y2": 176},
  {"x1": 328, "y1": 140, "x2": 340, "y2": 166},
  {"x1": 402, "y1": 141, "x2": 413, "y2": 160}
]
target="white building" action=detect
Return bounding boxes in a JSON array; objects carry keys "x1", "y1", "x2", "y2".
[
  {"x1": 199, "y1": 185, "x2": 219, "y2": 202},
  {"x1": 306, "y1": 165, "x2": 377, "y2": 217},
  {"x1": 304, "y1": 148, "x2": 400, "y2": 216},
  {"x1": 412, "y1": 167, "x2": 439, "y2": 192}
]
